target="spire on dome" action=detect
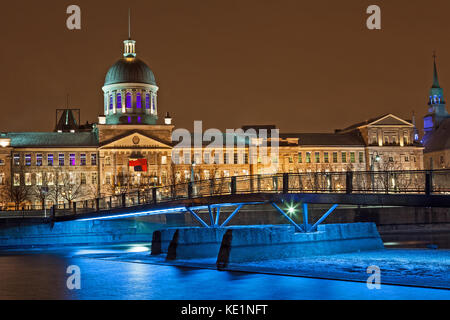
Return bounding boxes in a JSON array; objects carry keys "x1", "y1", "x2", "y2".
[
  {"x1": 123, "y1": 9, "x2": 136, "y2": 58},
  {"x1": 432, "y1": 51, "x2": 440, "y2": 89}
]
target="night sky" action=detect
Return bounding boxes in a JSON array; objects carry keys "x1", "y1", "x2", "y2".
[{"x1": 1, "y1": 0, "x2": 449, "y2": 134}]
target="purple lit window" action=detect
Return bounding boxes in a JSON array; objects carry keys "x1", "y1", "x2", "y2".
[
  {"x1": 137, "y1": 116, "x2": 141, "y2": 123},
  {"x1": 145, "y1": 94, "x2": 150, "y2": 109},
  {"x1": 70, "y1": 154, "x2": 76, "y2": 166},
  {"x1": 109, "y1": 95, "x2": 113, "y2": 110},
  {"x1": 136, "y1": 93, "x2": 142, "y2": 108},
  {"x1": 117, "y1": 93, "x2": 122, "y2": 109},
  {"x1": 126, "y1": 92, "x2": 132, "y2": 108},
  {"x1": 128, "y1": 116, "x2": 131, "y2": 123}
]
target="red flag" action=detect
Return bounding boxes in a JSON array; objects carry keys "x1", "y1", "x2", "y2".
[{"x1": 129, "y1": 159, "x2": 147, "y2": 172}]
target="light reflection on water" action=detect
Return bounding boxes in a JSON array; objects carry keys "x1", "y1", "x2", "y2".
[{"x1": 0, "y1": 243, "x2": 449, "y2": 300}]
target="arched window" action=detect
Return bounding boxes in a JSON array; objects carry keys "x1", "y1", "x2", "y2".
[
  {"x1": 136, "y1": 93, "x2": 142, "y2": 109},
  {"x1": 145, "y1": 93, "x2": 150, "y2": 109},
  {"x1": 117, "y1": 93, "x2": 122, "y2": 109},
  {"x1": 109, "y1": 94, "x2": 113, "y2": 110},
  {"x1": 126, "y1": 92, "x2": 132, "y2": 108}
]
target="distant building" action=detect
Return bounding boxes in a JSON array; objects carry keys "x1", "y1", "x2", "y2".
[
  {"x1": 0, "y1": 34, "x2": 425, "y2": 209},
  {"x1": 422, "y1": 56, "x2": 450, "y2": 169}
]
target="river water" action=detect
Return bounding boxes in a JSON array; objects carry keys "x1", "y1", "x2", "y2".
[{"x1": 0, "y1": 243, "x2": 448, "y2": 300}]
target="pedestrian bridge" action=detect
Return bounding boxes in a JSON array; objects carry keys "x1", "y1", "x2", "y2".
[{"x1": 42, "y1": 170, "x2": 450, "y2": 232}]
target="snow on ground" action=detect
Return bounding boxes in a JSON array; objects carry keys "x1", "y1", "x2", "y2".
[{"x1": 77, "y1": 248, "x2": 450, "y2": 289}]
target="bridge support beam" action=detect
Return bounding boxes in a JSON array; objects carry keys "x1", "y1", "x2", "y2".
[
  {"x1": 309, "y1": 204, "x2": 339, "y2": 232},
  {"x1": 271, "y1": 202, "x2": 304, "y2": 233},
  {"x1": 186, "y1": 207, "x2": 210, "y2": 228},
  {"x1": 214, "y1": 207, "x2": 221, "y2": 227},
  {"x1": 220, "y1": 205, "x2": 243, "y2": 227},
  {"x1": 302, "y1": 203, "x2": 309, "y2": 231}
]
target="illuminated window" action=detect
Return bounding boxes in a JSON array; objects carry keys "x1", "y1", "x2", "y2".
[
  {"x1": 25, "y1": 154, "x2": 31, "y2": 166},
  {"x1": 315, "y1": 152, "x2": 320, "y2": 163},
  {"x1": 80, "y1": 154, "x2": 86, "y2": 166},
  {"x1": 359, "y1": 152, "x2": 364, "y2": 163},
  {"x1": 36, "y1": 173, "x2": 42, "y2": 186},
  {"x1": 244, "y1": 153, "x2": 249, "y2": 164},
  {"x1": 47, "y1": 172, "x2": 54, "y2": 186},
  {"x1": 405, "y1": 156, "x2": 409, "y2": 162},
  {"x1": 109, "y1": 94, "x2": 113, "y2": 110},
  {"x1": 25, "y1": 173, "x2": 31, "y2": 186},
  {"x1": 91, "y1": 154, "x2": 97, "y2": 166},
  {"x1": 36, "y1": 154, "x2": 42, "y2": 166},
  {"x1": 69, "y1": 154, "x2": 76, "y2": 166},
  {"x1": 117, "y1": 93, "x2": 122, "y2": 109},
  {"x1": 80, "y1": 173, "x2": 86, "y2": 185},
  {"x1": 145, "y1": 94, "x2": 150, "y2": 109},
  {"x1": 152, "y1": 95, "x2": 156, "y2": 112},
  {"x1": 324, "y1": 152, "x2": 329, "y2": 163},
  {"x1": 233, "y1": 152, "x2": 238, "y2": 164},
  {"x1": 224, "y1": 153, "x2": 230, "y2": 164},
  {"x1": 342, "y1": 152, "x2": 347, "y2": 163},
  {"x1": 91, "y1": 172, "x2": 97, "y2": 185},
  {"x1": 184, "y1": 152, "x2": 191, "y2": 164},
  {"x1": 333, "y1": 152, "x2": 338, "y2": 163},
  {"x1": 161, "y1": 155, "x2": 167, "y2": 165},
  {"x1": 48, "y1": 154, "x2": 53, "y2": 166},
  {"x1": 59, "y1": 153, "x2": 65, "y2": 166},
  {"x1": 298, "y1": 152, "x2": 302, "y2": 163},
  {"x1": 14, "y1": 173, "x2": 20, "y2": 186},
  {"x1": 306, "y1": 152, "x2": 311, "y2": 163},
  {"x1": 350, "y1": 152, "x2": 355, "y2": 163},
  {"x1": 126, "y1": 92, "x2": 132, "y2": 108},
  {"x1": 136, "y1": 93, "x2": 142, "y2": 108},
  {"x1": 13, "y1": 154, "x2": 20, "y2": 166}
]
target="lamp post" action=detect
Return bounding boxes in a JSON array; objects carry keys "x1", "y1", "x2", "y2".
[{"x1": 370, "y1": 151, "x2": 380, "y2": 192}]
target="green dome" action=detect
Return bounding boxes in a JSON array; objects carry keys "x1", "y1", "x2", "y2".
[{"x1": 104, "y1": 57, "x2": 156, "y2": 86}]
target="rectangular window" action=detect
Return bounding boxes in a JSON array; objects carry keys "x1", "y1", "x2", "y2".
[
  {"x1": 104, "y1": 156, "x2": 111, "y2": 166},
  {"x1": 91, "y1": 172, "x2": 97, "y2": 185},
  {"x1": 194, "y1": 153, "x2": 201, "y2": 165},
  {"x1": 36, "y1": 154, "x2": 42, "y2": 166},
  {"x1": 350, "y1": 152, "x2": 355, "y2": 163},
  {"x1": 224, "y1": 153, "x2": 230, "y2": 164},
  {"x1": 288, "y1": 156, "x2": 293, "y2": 163},
  {"x1": 80, "y1": 173, "x2": 86, "y2": 185},
  {"x1": 0, "y1": 173, "x2": 4, "y2": 185},
  {"x1": 145, "y1": 94, "x2": 150, "y2": 109},
  {"x1": 13, "y1": 154, "x2": 20, "y2": 166},
  {"x1": 25, "y1": 173, "x2": 31, "y2": 186},
  {"x1": 117, "y1": 93, "x2": 122, "y2": 109},
  {"x1": 315, "y1": 152, "x2": 320, "y2": 163},
  {"x1": 48, "y1": 154, "x2": 54, "y2": 166},
  {"x1": 136, "y1": 93, "x2": 142, "y2": 109},
  {"x1": 0, "y1": 159, "x2": 4, "y2": 166},
  {"x1": 234, "y1": 152, "x2": 239, "y2": 164},
  {"x1": 14, "y1": 173, "x2": 20, "y2": 186},
  {"x1": 298, "y1": 152, "x2": 302, "y2": 163},
  {"x1": 161, "y1": 155, "x2": 167, "y2": 165},
  {"x1": 244, "y1": 153, "x2": 249, "y2": 164},
  {"x1": 405, "y1": 156, "x2": 409, "y2": 162},
  {"x1": 126, "y1": 92, "x2": 132, "y2": 108},
  {"x1": 359, "y1": 152, "x2": 364, "y2": 163},
  {"x1": 324, "y1": 152, "x2": 329, "y2": 163},
  {"x1": 333, "y1": 152, "x2": 338, "y2": 163},
  {"x1": 306, "y1": 152, "x2": 311, "y2": 163},
  {"x1": 69, "y1": 154, "x2": 76, "y2": 166},
  {"x1": 47, "y1": 172, "x2": 54, "y2": 186},
  {"x1": 109, "y1": 95, "x2": 113, "y2": 110},
  {"x1": 80, "y1": 154, "x2": 86, "y2": 166},
  {"x1": 105, "y1": 173, "x2": 111, "y2": 185},
  {"x1": 184, "y1": 152, "x2": 191, "y2": 165},
  {"x1": 91, "y1": 154, "x2": 97, "y2": 166},
  {"x1": 342, "y1": 152, "x2": 347, "y2": 163},
  {"x1": 25, "y1": 154, "x2": 31, "y2": 166},
  {"x1": 172, "y1": 152, "x2": 180, "y2": 165},
  {"x1": 59, "y1": 153, "x2": 65, "y2": 166},
  {"x1": 36, "y1": 173, "x2": 43, "y2": 186}
]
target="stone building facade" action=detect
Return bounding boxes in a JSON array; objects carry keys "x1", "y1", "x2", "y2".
[{"x1": 0, "y1": 36, "x2": 425, "y2": 209}]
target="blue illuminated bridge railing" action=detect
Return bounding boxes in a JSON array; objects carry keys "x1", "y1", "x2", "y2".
[{"x1": 2, "y1": 170, "x2": 450, "y2": 222}]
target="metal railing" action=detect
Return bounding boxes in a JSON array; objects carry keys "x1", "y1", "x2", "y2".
[{"x1": 2, "y1": 169, "x2": 450, "y2": 219}]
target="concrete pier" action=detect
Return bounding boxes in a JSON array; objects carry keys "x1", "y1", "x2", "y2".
[{"x1": 154, "y1": 223, "x2": 384, "y2": 267}]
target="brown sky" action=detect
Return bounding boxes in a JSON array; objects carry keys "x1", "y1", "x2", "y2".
[{"x1": 0, "y1": 0, "x2": 449, "y2": 134}]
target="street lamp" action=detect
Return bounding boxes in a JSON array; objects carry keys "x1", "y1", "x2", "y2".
[{"x1": 370, "y1": 151, "x2": 380, "y2": 192}]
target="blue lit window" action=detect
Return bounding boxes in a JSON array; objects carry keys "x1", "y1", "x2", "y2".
[
  {"x1": 48, "y1": 154, "x2": 54, "y2": 166},
  {"x1": 152, "y1": 96, "x2": 156, "y2": 111},
  {"x1": 109, "y1": 95, "x2": 113, "y2": 110},
  {"x1": 69, "y1": 154, "x2": 76, "y2": 166},
  {"x1": 117, "y1": 93, "x2": 122, "y2": 109},
  {"x1": 128, "y1": 116, "x2": 131, "y2": 123},
  {"x1": 126, "y1": 92, "x2": 132, "y2": 108},
  {"x1": 136, "y1": 93, "x2": 142, "y2": 108},
  {"x1": 145, "y1": 94, "x2": 150, "y2": 109},
  {"x1": 137, "y1": 116, "x2": 141, "y2": 123}
]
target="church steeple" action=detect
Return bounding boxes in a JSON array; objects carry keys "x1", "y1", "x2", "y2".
[{"x1": 423, "y1": 52, "x2": 450, "y2": 144}]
